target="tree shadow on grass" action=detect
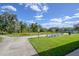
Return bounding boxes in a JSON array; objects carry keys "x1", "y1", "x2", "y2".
[{"x1": 38, "y1": 41, "x2": 79, "y2": 56}]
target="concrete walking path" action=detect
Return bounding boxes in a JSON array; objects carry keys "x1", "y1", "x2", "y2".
[
  {"x1": 0, "y1": 35, "x2": 38, "y2": 56},
  {"x1": 66, "y1": 49, "x2": 79, "y2": 56}
]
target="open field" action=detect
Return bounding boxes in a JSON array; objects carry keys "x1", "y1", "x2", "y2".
[{"x1": 29, "y1": 34, "x2": 79, "y2": 56}]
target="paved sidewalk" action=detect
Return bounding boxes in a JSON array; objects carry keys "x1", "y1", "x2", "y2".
[
  {"x1": 0, "y1": 36, "x2": 38, "y2": 56},
  {"x1": 66, "y1": 49, "x2": 79, "y2": 56}
]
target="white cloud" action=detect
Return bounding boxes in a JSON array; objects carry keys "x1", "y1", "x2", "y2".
[
  {"x1": 64, "y1": 21, "x2": 79, "y2": 25},
  {"x1": 41, "y1": 9, "x2": 79, "y2": 28},
  {"x1": 50, "y1": 16, "x2": 73, "y2": 24},
  {"x1": 63, "y1": 13, "x2": 79, "y2": 20},
  {"x1": 62, "y1": 13, "x2": 79, "y2": 21},
  {"x1": 76, "y1": 21, "x2": 79, "y2": 23},
  {"x1": 74, "y1": 13, "x2": 79, "y2": 16},
  {"x1": 22, "y1": 3, "x2": 48, "y2": 21},
  {"x1": 34, "y1": 14, "x2": 44, "y2": 20},
  {"x1": 24, "y1": 3, "x2": 41, "y2": 12},
  {"x1": 64, "y1": 21, "x2": 74, "y2": 24},
  {"x1": 41, "y1": 22, "x2": 53, "y2": 28},
  {"x1": 30, "y1": 4, "x2": 41, "y2": 12},
  {"x1": 64, "y1": 16, "x2": 72, "y2": 20},
  {"x1": 42, "y1": 21, "x2": 76, "y2": 28},
  {"x1": 24, "y1": 3, "x2": 49, "y2": 13},
  {"x1": 50, "y1": 18, "x2": 62, "y2": 23},
  {"x1": 43, "y1": 5, "x2": 48, "y2": 12},
  {"x1": 41, "y1": 22, "x2": 62, "y2": 28},
  {"x1": 1, "y1": 5, "x2": 17, "y2": 12},
  {"x1": 73, "y1": 13, "x2": 79, "y2": 18},
  {"x1": 26, "y1": 20, "x2": 35, "y2": 23},
  {"x1": 35, "y1": 14, "x2": 43, "y2": 18},
  {"x1": 62, "y1": 13, "x2": 79, "y2": 22},
  {"x1": 43, "y1": 13, "x2": 79, "y2": 28},
  {"x1": 1, "y1": 10, "x2": 5, "y2": 12}
]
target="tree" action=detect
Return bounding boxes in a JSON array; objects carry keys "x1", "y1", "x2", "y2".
[
  {"x1": 74, "y1": 23, "x2": 79, "y2": 32},
  {"x1": 40, "y1": 27, "x2": 48, "y2": 32},
  {"x1": 0, "y1": 15, "x2": 4, "y2": 33},
  {"x1": 30, "y1": 23, "x2": 38, "y2": 32},
  {"x1": 19, "y1": 21, "x2": 29, "y2": 33},
  {"x1": 0, "y1": 12, "x2": 19, "y2": 33},
  {"x1": 0, "y1": 12, "x2": 32, "y2": 34},
  {"x1": 48, "y1": 27, "x2": 60, "y2": 33}
]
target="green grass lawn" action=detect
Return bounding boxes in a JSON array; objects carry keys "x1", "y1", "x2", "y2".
[{"x1": 29, "y1": 34, "x2": 79, "y2": 56}]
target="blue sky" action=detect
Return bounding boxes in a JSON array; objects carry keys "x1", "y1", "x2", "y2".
[{"x1": 0, "y1": 3, "x2": 79, "y2": 28}]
